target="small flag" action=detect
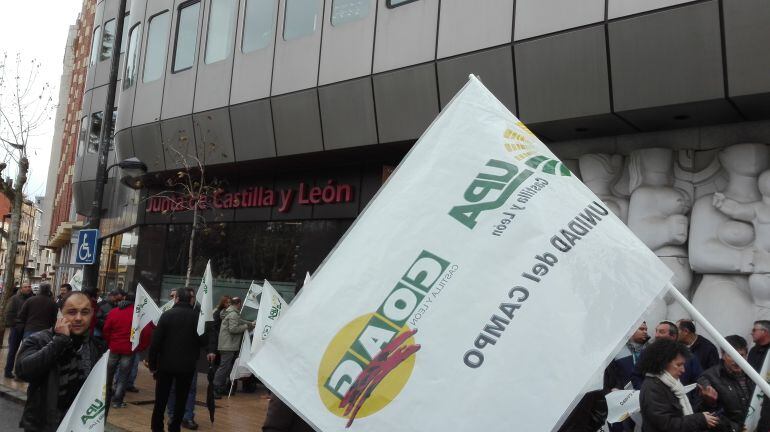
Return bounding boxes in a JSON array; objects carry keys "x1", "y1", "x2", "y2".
[
  {"x1": 196, "y1": 261, "x2": 214, "y2": 335},
  {"x1": 69, "y1": 270, "x2": 84, "y2": 291},
  {"x1": 56, "y1": 350, "x2": 109, "y2": 432},
  {"x1": 230, "y1": 331, "x2": 253, "y2": 382},
  {"x1": 746, "y1": 352, "x2": 770, "y2": 431},
  {"x1": 250, "y1": 281, "x2": 288, "y2": 356},
  {"x1": 160, "y1": 299, "x2": 174, "y2": 313},
  {"x1": 130, "y1": 284, "x2": 161, "y2": 351},
  {"x1": 242, "y1": 281, "x2": 262, "y2": 312}
]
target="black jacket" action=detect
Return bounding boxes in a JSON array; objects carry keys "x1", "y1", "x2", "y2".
[
  {"x1": 17, "y1": 295, "x2": 57, "y2": 334},
  {"x1": 15, "y1": 330, "x2": 106, "y2": 432},
  {"x1": 690, "y1": 336, "x2": 720, "y2": 371},
  {"x1": 95, "y1": 300, "x2": 115, "y2": 332},
  {"x1": 748, "y1": 343, "x2": 770, "y2": 372},
  {"x1": 148, "y1": 302, "x2": 207, "y2": 373},
  {"x1": 639, "y1": 376, "x2": 708, "y2": 432},
  {"x1": 4, "y1": 291, "x2": 31, "y2": 328},
  {"x1": 698, "y1": 363, "x2": 752, "y2": 432}
]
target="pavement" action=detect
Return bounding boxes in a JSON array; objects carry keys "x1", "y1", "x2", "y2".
[{"x1": 1, "y1": 331, "x2": 271, "y2": 431}]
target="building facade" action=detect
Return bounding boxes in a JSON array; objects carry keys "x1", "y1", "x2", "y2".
[{"x1": 71, "y1": 0, "x2": 770, "y2": 338}]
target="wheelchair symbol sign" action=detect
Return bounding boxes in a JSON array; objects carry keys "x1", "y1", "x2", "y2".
[{"x1": 75, "y1": 229, "x2": 99, "y2": 265}]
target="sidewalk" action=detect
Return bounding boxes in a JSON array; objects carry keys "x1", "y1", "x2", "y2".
[{"x1": 1, "y1": 332, "x2": 271, "y2": 431}]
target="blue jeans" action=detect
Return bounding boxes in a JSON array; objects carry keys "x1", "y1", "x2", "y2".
[
  {"x1": 107, "y1": 353, "x2": 132, "y2": 404},
  {"x1": 4, "y1": 327, "x2": 21, "y2": 376},
  {"x1": 126, "y1": 352, "x2": 140, "y2": 388},
  {"x1": 168, "y1": 372, "x2": 196, "y2": 421}
]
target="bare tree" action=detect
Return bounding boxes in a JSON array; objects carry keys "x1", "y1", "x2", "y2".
[{"x1": 0, "y1": 52, "x2": 54, "y2": 340}]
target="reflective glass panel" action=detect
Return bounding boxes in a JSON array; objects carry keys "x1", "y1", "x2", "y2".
[
  {"x1": 90, "y1": 26, "x2": 102, "y2": 65},
  {"x1": 283, "y1": 0, "x2": 319, "y2": 41},
  {"x1": 123, "y1": 24, "x2": 141, "y2": 89},
  {"x1": 173, "y1": 2, "x2": 201, "y2": 72},
  {"x1": 205, "y1": 0, "x2": 237, "y2": 64},
  {"x1": 100, "y1": 20, "x2": 115, "y2": 61},
  {"x1": 242, "y1": 0, "x2": 276, "y2": 53},
  {"x1": 87, "y1": 111, "x2": 103, "y2": 154},
  {"x1": 143, "y1": 11, "x2": 171, "y2": 83},
  {"x1": 331, "y1": 0, "x2": 370, "y2": 26}
]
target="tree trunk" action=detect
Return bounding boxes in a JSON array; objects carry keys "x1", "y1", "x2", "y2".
[
  {"x1": 185, "y1": 202, "x2": 198, "y2": 287},
  {"x1": 0, "y1": 156, "x2": 28, "y2": 343}
]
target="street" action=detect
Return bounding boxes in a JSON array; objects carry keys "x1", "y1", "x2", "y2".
[{"x1": 0, "y1": 397, "x2": 22, "y2": 431}]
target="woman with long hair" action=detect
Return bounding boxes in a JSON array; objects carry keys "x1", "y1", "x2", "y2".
[{"x1": 638, "y1": 338, "x2": 719, "y2": 431}]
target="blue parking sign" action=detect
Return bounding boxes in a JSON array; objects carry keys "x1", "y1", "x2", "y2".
[{"x1": 75, "y1": 229, "x2": 99, "y2": 265}]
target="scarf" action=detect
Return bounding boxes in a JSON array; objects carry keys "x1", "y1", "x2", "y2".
[{"x1": 647, "y1": 371, "x2": 693, "y2": 415}]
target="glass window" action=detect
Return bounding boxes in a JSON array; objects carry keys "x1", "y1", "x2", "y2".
[
  {"x1": 386, "y1": 0, "x2": 417, "y2": 7},
  {"x1": 173, "y1": 1, "x2": 201, "y2": 72},
  {"x1": 242, "y1": 0, "x2": 276, "y2": 53},
  {"x1": 90, "y1": 26, "x2": 102, "y2": 65},
  {"x1": 100, "y1": 19, "x2": 116, "y2": 61},
  {"x1": 77, "y1": 116, "x2": 88, "y2": 157},
  {"x1": 108, "y1": 108, "x2": 117, "y2": 150},
  {"x1": 283, "y1": 0, "x2": 319, "y2": 41},
  {"x1": 331, "y1": 0, "x2": 370, "y2": 26},
  {"x1": 123, "y1": 24, "x2": 141, "y2": 89},
  {"x1": 205, "y1": 0, "x2": 237, "y2": 64},
  {"x1": 143, "y1": 11, "x2": 171, "y2": 83},
  {"x1": 120, "y1": 14, "x2": 130, "y2": 53},
  {"x1": 87, "y1": 111, "x2": 103, "y2": 154}
]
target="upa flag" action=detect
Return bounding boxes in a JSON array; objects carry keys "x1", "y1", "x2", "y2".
[
  {"x1": 57, "y1": 350, "x2": 109, "y2": 432},
  {"x1": 69, "y1": 270, "x2": 84, "y2": 291},
  {"x1": 130, "y1": 283, "x2": 161, "y2": 351},
  {"x1": 243, "y1": 281, "x2": 262, "y2": 311},
  {"x1": 250, "y1": 281, "x2": 288, "y2": 356},
  {"x1": 746, "y1": 351, "x2": 770, "y2": 431},
  {"x1": 230, "y1": 330, "x2": 254, "y2": 381},
  {"x1": 196, "y1": 260, "x2": 214, "y2": 336},
  {"x1": 248, "y1": 76, "x2": 673, "y2": 431}
]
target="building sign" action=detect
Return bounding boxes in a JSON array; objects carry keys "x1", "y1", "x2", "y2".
[{"x1": 145, "y1": 180, "x2": 354, "y2": 214}]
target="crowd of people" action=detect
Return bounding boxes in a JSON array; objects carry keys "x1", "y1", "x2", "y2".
[{"x1": 5, "y1": 281, "x2": 770, "y2": 432}]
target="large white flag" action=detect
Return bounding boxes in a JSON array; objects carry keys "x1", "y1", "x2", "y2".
[
  {"x1": 230, "y1": 331, "x2": 254, "y2": 382},
  {"x1": 130, "y1": 284, "x2": 161, "y2": 351},
  {"x1": 57, "y1": 351, "x2": 109, "y2": 432},
  {"x1": 250, "y1": 281, "x2": 288, "y2": 356},
  {"x1": 69, "y1": 270, "x2": 84, "y2": 291},
  {"x1": 248, "y1": 76, "x2": 673, "y2": 431},
  {"x1": 196, "y1": 261, "x2": 214, "y2": 336},
  {"x1": 242, "y1": 281, "x2": 262, "y2": 312},
  {"x1": 746, "y1": 352, "x2": 770, "y2": 431}
]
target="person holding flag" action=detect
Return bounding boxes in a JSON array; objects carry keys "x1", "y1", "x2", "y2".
[
  {"x1": 15, "y1": 291, "x2": 107, "y2": 432},
  {"x1": 213, "y1": 297, "x2": 254, "y2": 398}
]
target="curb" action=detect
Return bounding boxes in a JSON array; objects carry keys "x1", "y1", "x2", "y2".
[{"x1": 0, "y1": 382, "x2": 129, "y2": 432}]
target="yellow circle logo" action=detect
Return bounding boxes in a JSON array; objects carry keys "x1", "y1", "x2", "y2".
[{"x1": 317, "y1": 313, "x2": 419, "y2": 426}]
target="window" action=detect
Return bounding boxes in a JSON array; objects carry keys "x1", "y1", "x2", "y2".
[
  {"x1": 108, "y1": 109, "x2": 117, "y2": 150},
  {"x1": 386, "y1": 0, "x2": 417, "y2": 7},
  {"x1": 90, "y1": 25, "x2": 102, "y2": 65},
  {"x1": 242, "y1": 0, "x2": 276, "y2": 53},
  {"x1": 123, "y1": 24, "x2": 141, "y2": 89},
  {"x1": 77, "y1": 116, "x2": 88, "y2": 157},
  {"x1": 283, "y1": 0, "x2": 319, "y2": 41},
  {"x1": 173, "y1": 2, "x2": 201, "y2": 72},
  {"x1": 143, "y1": 11, "x2": 171, "y2": 83},
  {"x1": 205, "y1": 0, "x2": 237, "y2": 63},
  {"x1": 100, "y1": 19, "x2": 116, "y2": 61},
  {"x1": 120, "y1": 14, "x2": 130, "y2": 53},
  {"x1": 331, "y1": 0, "x2": 370, "y2": 26},
  {"x1": 88, "y1": 111, "x2": 103, "y2": 154}
]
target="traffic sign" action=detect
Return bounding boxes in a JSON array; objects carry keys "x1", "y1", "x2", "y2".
[{"x1": 75, "y1": 229, "x2": 99, "y2": 265}]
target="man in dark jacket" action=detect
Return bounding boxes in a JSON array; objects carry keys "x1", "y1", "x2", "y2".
[
  {"x1": 56, "y1": 283, "x2": 72, "y2": 309},
  {"x1": 4, "y1": 283, "x2": 32, "y2": 378},
  {"x1": 698, "y1": 335, "x2": 753, "y2": 432},
  {"x1": 95, "y1": 289, "x2": 123, "y2": 337},
  {"x1": 16, "y1": 283, "x2": 57, "y2": 338},
  {"x1": 749, "y1": 320, "x2": 770, "y2": 371},
  {"x1": 14, "y1": 291, "x2": 106, "y2": 432},
  {"x1": 678, "y1": 319, "x2": 720, "y2": 371},
  {"x1": 148, "y1": 287, "x2": 208, "y2": 432}
]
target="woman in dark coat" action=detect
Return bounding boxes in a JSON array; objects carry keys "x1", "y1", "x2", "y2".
[{"x1": 638, "y1": 338, "x2": 720, "y2": 432}]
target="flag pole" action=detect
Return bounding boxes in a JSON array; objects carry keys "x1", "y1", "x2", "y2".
[{"x1": 666, "y1": 281, "x2": 770, "y2": 395}]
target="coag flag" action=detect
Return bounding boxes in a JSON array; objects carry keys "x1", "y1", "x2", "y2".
[
  {"x1": 746, "y1": 351, "x2": 770, "y2": 431},
  {"x1": 196, "y1": 260, "x2": 214, "y2": 336},
  {"x1": 242, "y1": 281, "x2": 262, "y2": 312},
  {"x1": 250, "y1": 281, "x2": 288, "y2": 356},
  {"x1": 248, "y1": 76, "x2": 673, "y2": 431},
  {"x1": 57, "y1": 350, "x2": 109, "y2": 432},
  {"x1": 69, "y1": 270, "x2": 84, "y2": 291},
  {"x1": 130, "y1": 283, "x2": 161, "y2": 351}
]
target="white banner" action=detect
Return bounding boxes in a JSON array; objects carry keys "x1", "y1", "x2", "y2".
[
  {"x1": 130, "y1": 283, "x2": 161, "y2": 351},
  {"x1": 243, "y1": 281, "x2": 262, "y2": 312},
  {"x1": 230, "y1": 330, "x2": 254, "y2": 382},
  {"x1": 250, "y1": 281, "x2": 288, "y2": 356},
  {"x1": 196, "y1": 260, "x2": 214, "y2": 336},
  {"x1": 69, "y1": 270, "x2": 84, "y2": 291},
  {"x1": 746, "y1": 351, "x2": 770, "y2": 431},
  {"x1": 57, "y1": 350, "x2": 109, "y2": 432},
  {"x1": 249, "y1": 76, "x2": 672, "y2": 431}
]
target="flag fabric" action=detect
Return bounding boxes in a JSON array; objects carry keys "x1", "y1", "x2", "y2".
[
  {"x1": 242, "y1": 281, "x2": 262, "y2": 312},
  {"x1": 56, "y1": 350, "x2": 109, "y2": 432},
  {"x1": 230, "y1": 330, "x2": 254, "y2": 382},
  {"x1": 130, "y1": 284, "x2": 161, "y2": 351},
  {"x1": 746, "y1": 352, "x2": 770, "y2": 431},
  {"x1": 196, "y1": 261, "x2": 214, "y2": 336},
  {"x1": 69, "y1": 270, "x2": 84, "y2": 291},
  {"x1": 303, "y1": 272, "x2": 312, "y2": 289},
  {"x1": 250, "y1": 281, "x2": 288, "y2": 356},
  {"x1": 248, "y1": 76, "x2": 673, "y2": 432},
  {"x1": 160, "y1": 299, "x2": 174, "y2": 313}
]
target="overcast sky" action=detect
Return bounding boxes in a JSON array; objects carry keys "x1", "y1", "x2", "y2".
[{"x1": 0, "y1": 0, "x2": 83, "y2": 199}]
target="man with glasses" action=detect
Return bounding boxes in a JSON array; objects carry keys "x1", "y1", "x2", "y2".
[{"x1": 749, "y1": 320, "x2": 770, "y2": 371}]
